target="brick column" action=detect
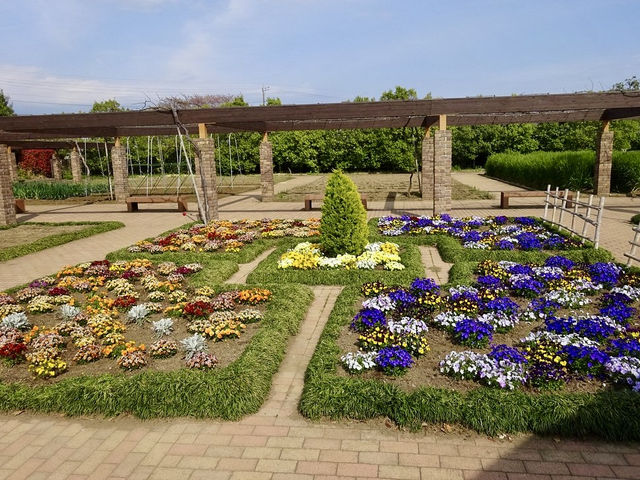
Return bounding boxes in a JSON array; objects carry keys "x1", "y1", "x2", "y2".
[
  {"x1": 51, "y1": 153, "x2": 63, "y2": 180},
  {"x1": 8, "y1": 148, "x2": 18, "y2": 182},
  {"x1": 193, "y1": 137, "x2": 218, "y2": 222},
  {"x1": 110, "y1": 143, "x2": 129, "y2": 203},
  {"x1": 70, "y1": 148, "x2": 82, "y2": 182},
  {"x1": 433, "y1": 129, "x2": 452, "y2": 214},
  {"x1": 594, "y1": 125, "x2": 614, "y2": 196},
  {"x1": 260, "y1": 133, "x2": 274, "y2": 201},
  {"x1": 0, "y1": 144, "x2": 17, "y2": 225},
  {"x1": 421, "y1": 130, "x2": 434, "y2": 201}
]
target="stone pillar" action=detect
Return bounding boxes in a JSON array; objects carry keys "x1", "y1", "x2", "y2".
[
  {"x1": 594, "y1": 123, "x2": 614, "y2": 196},
  {"x1": 8, "y1": 148, "x2": 18, "y2": 182},
  {"x1": 70, "y1": 147, "x2": 82, "y2": 182},
  {"x1": 193, "y1": 137, "x2": 218, "y2": 222},
  {"x1": 260, "y1": 132, "x2": 274, "y2": 201},
  {"x1": 433, "y1": 129, "x2": 452, "y2": 214},
  {"x1": 110, "y1": 142, "x2": 129, "y2": 203},
  {"x1": 51, "y1": 153, "x2": 63, "y2": 180},
  {"x1": 420, "y1": 130, "x2": 434, "y2": 201},
  {"x1": 0, "y1": 144, "x2": 17, "y2": 225}
]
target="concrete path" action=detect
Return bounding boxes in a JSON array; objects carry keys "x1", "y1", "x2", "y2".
[
  {"x1": 225, "y1": 248, "x2": 275, "y2": 284},
  {"x1": 419, "y1": 246, "x2": 453, "y2": 285}
]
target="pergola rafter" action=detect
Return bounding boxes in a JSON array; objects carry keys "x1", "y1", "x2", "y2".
[{"x1": 0, "y1": 91, "x2": 640, "y2": 225}]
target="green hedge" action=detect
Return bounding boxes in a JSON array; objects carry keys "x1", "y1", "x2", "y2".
[
  {"x1": 13, "y1": 180, "x2": 111, "y2": 200},
  {"x1": 299, "y1": 284, "x2": 640, "y2": 440},
  {"x1": 0, "y1": 221, "x2": 124, "y2": 262},
  {"x1": 485, "y1": 150, "x2": 640, "y2": 193},
  {"x1": 0, "y1": 283, "x2": 313, "y2": 419}
]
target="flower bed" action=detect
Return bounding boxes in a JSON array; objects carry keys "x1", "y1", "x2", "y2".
[
  {"x1": 128, "y1": 218, "x2": 320, "y2": 254},
  {"x1": 278, "y1": 242, "x2": 404, "y2": 271},
  {"x1": 378, "y1": 215, "x2": 584, "y2": 251},
  {"x1": 0, "y1": 259, "x2": 272, "y2": 383},
  {"x1": 340, "y1": 258, "x2": 640, "y2": 392}
]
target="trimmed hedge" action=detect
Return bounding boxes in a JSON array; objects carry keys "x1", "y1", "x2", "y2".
[
  {"x1": 485, "y1": 150, "x2": 640, "y2": 193},
  {"x1": 0, "y1": 283, "x2": 313, "y2": 419},
  {"x1": 0, "y1": 221, "x2": 124, "y2": 262},
  {"x1": 300, "y1": 283, "x2": 640, "y2": 440}
]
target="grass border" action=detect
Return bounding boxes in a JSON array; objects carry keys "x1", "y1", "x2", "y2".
[
  {"x1": 299, "y1": 264, "x2": 640, "y2": 441},
  {"x1": 0, "y1": 282, "x2": 313, "y2": 419},
  {"x1": 0, "y1": 221, "x2": 125, "y2": 262}
]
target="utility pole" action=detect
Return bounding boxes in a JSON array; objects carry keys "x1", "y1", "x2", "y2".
[{"x1": 261, "y1": 86, "x2": 270, "y2": 106}]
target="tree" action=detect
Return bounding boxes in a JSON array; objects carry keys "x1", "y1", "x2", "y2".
[
  {"x1": 220, "y1": 95, "x2": 249, "y2": 107},
  {"x1": 265, "y1": 97, "x2": 282, "y2": 106},
  {"x1": 380, "y1": 86, "x2": 418, "y2": 101},
  {"x1": 90, "y1": 99, "x2": 124, "y2": 113},
  {"x1": 0, "y1": 90, "x2": 15, "y2": 116},
  {"x1": 157, "y1": 94, "x2": 235, "y2": 109},
  {"x1": 320, "y1": 170, "x2": 369, "y2": 256},
  {"x1": 612, "y1": 76, "x2": 640, "y2": 92}
]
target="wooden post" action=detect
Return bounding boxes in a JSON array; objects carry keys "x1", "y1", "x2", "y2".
[
  {"x1": 199, "y1": 123, "x2": 208, "y2": 139},
  {"x1": 438, "y1": 114, "x2": 447, "y2": 131}
]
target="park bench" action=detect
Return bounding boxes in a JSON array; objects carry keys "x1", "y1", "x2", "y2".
[
  {"x1": 14, "y1": 199, "x2": 26, "y2": 213},
  {"x1": 126, "y1": 195, "x2": 188, "y2": 213},
  {"x1": 304, "y1": 193, "x2": 368, "y2": 211},
  {"x1": 500, "y1": 190, "x2": 572, "y2": 209}
]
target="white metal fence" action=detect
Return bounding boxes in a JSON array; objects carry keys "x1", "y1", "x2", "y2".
[
  {"x1": 624, "y1": 225, "x2": 640, "y2": 266},
  {"x1": 542, "y1": 185, "x2": 605, "y2": 249}
]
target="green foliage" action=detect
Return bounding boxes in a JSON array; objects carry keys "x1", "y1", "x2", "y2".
[
  {"x1": 0, "y1": 89, "x2": 14, "y2": 116},
  {"x1": 485, "y1": 150, "x2": 640, "y2": 193},
  {"x1": 0, "y1": 284, "x2": 313, "y2": 419},
  {"x1": 320, "y1": 171, "x2": 368, "y2": 256},
  {"x1": 90, "y1": 99, "x2": 124, "y2": 113},
  {"x1": 0, "y1": 221, "x2": 124, "y2": 262},
  {"x1": 632, "y1": 213, "x2": 640, "y2": 225},
  {"x1": 220, "y1": 95, "x2": 249, "y2": 107},
  {"x1": 13, "y1": 180, "x2": 110, "y2": 199}
]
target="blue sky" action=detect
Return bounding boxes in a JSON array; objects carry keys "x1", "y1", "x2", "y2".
[{"x1": 1, "y1": 0, "x2": 638, "y2": 114}]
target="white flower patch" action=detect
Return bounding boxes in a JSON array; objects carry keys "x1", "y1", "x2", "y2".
[
  {"x1": 519, "y1": 330, "x2": 599, "y2": 348},
  {"x1": 388, "y1": 316, "x2": 428, "y2": 335},
  {"x1": 341, "y1": 351, "x2": 378, "y2": 373},
  {"x1": 463, "y1": 241, "x2": 490, "y2": 249},
  {"x1": 544, "y1": 290, "x2": 590, "y2": 309},
  {"x1": 362, "y1": 294, "x2": 396, "y2": 312},
  {"x1": 611, "y1": 285, "x2": 640, "y2": 301},
  {"x1": 433, "y1": 311, "x2": 468, "y2": 330}
]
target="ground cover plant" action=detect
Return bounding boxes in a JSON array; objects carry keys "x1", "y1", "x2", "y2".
[
  {"x1": 379, "y1": 214, "x2": 584, "y2": 251},
  {"x1": 0, "y1": 221, "x2": 124, "y2": 262},
  {"x1": 13, "y1": 179, "x2": 111, "y2": 200},
  {"x1": 0, "y1": 258, "x2": 312, "y2": 418},
  {"x1": 301, "y1": 256, "x2": 640, "y2": 440},
  {"x1": 485, "y1": 150, "x2": 640, "y2": 194},
  {"x1": 127, "y1": 218, "x2": 320, "y2": 255},
  {"x1": 0, "y1": 258, "x2": 275, "y2": 382}
]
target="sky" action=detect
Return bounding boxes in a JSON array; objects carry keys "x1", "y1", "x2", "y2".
[{"x1": 0, "y1": 0, "x2": 638, "y2": 114}]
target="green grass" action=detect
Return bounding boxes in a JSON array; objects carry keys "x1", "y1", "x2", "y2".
[
  {"x1": 0, "y1": 283, "x2": 313, "y2": 419},
  {"x1": 13, "y1": 180, "x2": 111, "y2": 199},
  {"x1": 485, "y1": 150, "x2": 640, "y2": 193},
  {"x1": 299, "y1": 283, "x2": 640, "y2": 440},
  {"x1": 246, "y1": 241, "x2": 425, "y2": 286},
  {"x1": 0, "y1": 221, "x2": 124, "y2": 262}
]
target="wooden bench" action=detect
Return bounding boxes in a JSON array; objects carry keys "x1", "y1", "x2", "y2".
[
  {"x1": 14, "y1": 199, "x2": 26, "y2": 213},
  {"x1": 126, "y1": 195, "x2": 188, "y2": 213},
  {"x1": 304, "y1": 193, "x2": 368, "y2": 211},
  {"x1": 500, "y1": 190, "x2": 572, "y2": 209}
]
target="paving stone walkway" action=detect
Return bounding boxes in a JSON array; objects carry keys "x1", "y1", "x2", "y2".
[
  {"x1": 225, "y1": 248, "x2": 276, "y2": 284},
  {"x1": 419, "y1": 246, "x2": 453, "y2": 285}
]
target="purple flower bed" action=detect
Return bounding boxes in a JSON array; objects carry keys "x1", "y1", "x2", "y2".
[{"x1": 378, "y1": 215, "x2": 584, "y2": 251}]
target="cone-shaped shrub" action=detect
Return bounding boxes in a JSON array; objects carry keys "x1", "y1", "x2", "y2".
[{"x1": 320, "y1": 170, "x2": 369, "y2": 256}]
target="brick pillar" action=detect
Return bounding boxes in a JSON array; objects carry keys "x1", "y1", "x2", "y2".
[
  {"x1": 193, "y1": 137, "x2": 218, "y2": 222},
  {"x1": 70, "y1": 148, "x2": 82, "y2": 182},
  {"x1": 594, "y1": 126, "x2": 614, "y2": 196},
  {"x1": 433, "y1": 129, "x2": 452, "y2": 214},
  {"x1": 8, "y1": 148, "x2": 17, "y2": 182},
  {"x1": 421, "y1": 131, "x2": 434, "y2": 201},
  {"x1": 110, "y1": 143, "x2": 129, "y2": 203},
  {"x1": 260, "y1": 133, "x2": 274, "y2": 201},
  {"x1": 0, "y1": 144, "x2": 17, "y2": 225},
  {"x1": 51, "y1": 153, "x2": 63, "y2": 180}
]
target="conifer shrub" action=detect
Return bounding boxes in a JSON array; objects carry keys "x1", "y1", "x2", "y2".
[{"x1": 320, "y1": 170, "x2": 369, "y2": 256}]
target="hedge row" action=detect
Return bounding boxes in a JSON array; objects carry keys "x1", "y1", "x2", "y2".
[{"x1": 485, "y1": 150, "x2": 640, "y2": 193}]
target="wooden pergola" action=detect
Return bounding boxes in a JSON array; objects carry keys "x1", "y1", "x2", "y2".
[{"x1": 1, "y1": 91, "x2": 639, "y2": 224}]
